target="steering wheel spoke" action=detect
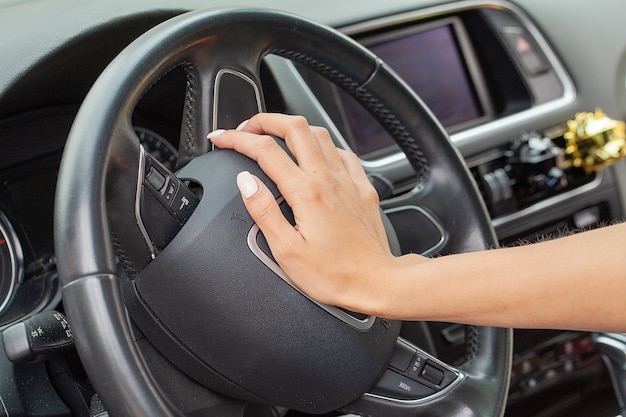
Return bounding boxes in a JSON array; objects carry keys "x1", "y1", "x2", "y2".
[
  {"x1": 101, "y1": 120, "x2": 199, "y2": 267},
  {"x1": 177, "y1": 34, "x2": 267, "y2": 166},
  {"x1": 382, "y1": 198, "x2": 447, "y2": 257}
]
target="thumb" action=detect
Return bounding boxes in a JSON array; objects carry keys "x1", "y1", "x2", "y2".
[
  {"x1": 236, "y1": 170, "x2": 262, "y2": 199},
  {"x1": 236, "y1": 171, "x2": 293, "y2": 243}
]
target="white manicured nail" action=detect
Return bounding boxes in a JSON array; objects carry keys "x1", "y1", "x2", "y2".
[
  {"x1": 206, "y1": 129, "x2": 226, "y2": 139},
  {"x1": 237, "y1": 171, "x2": 259, "y2": 199}
]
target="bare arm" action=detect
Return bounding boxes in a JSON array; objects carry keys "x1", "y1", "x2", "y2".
[
  {"x1": 210, "y1": 113, "x2": 626, "y2": 333},
  {"x1": 381, "y1": 223, "x2": 626, "y2": 331}
]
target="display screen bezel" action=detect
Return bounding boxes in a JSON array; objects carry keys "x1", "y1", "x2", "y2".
[{"x1": 337, "y1": 16, "x2": 494, "y2": 160}]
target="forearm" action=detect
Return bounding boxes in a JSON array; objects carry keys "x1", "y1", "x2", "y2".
[{"x1": 367, "y1": 223, "x2": 626, "y2": 332}]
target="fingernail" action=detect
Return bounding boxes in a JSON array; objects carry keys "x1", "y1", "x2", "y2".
[
  {"x1": 236, "y1": 119, "x2": 249, "y2": 131},
  {"x1": 237, "y1": 171, "x2": 259, "y2": 199},
  {"x1": 207, "y1": 129, "x2": 226, "y2": 139}
]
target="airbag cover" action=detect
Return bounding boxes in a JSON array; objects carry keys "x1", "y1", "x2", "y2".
[{"x1": 131, "y1": 149, "x2": 400, "y2": 412}]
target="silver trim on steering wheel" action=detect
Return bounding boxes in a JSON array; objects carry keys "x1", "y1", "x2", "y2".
[
  {"x1": 135, "y1": 146, "x2": 157, "y2": 259},
  {"x1": 246, "y1": 198, "x2": 377, "y2": 331}
]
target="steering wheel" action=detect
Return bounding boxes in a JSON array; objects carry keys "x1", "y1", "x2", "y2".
[{"x1": 55, "y1": 8, "x2": 511, "y2": 417}]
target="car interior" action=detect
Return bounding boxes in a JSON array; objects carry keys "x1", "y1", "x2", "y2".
[{"x1": 0, "y1": 0, "x2": 625, "y2": 416}]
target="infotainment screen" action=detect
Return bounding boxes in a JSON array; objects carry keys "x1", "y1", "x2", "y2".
[{"x1": 338, "y1": 17, "x2": 490, "y2": 159}]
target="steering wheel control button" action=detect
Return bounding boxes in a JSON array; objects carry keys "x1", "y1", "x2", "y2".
[
  {"x1": 406, "y1": 353, "x2": 428, "y2": 380},
  {"x1": 371, "y1": 369, "x2": 436, "y2": 400},
  {"x1": 420, "y1": 361, "x2": 458, "y2": 390},
  {"x1": 389, "y1": 339, "x2": 418, "y2": 372},
  {"x1": 143, "y1": 156, "x2": 199, "y2": 225},
  {"x1": 420, "y1": 363, "x2": 445, "y2": 386},
  {"x1": 139, "y1": 154, "x2": 200, "y2": 251},
  {"x1": 163, "y1": 179, "x2": 178, "y2": 204},
  {"x1": 382, "y1": 338, "x2": 461, "y2": 396},
  {"x1": 169, "y1": 183, "x2": 199, "y2": 223},
  {"x1": 145, "y1": 166, "x2": 167, "y2": 191}
]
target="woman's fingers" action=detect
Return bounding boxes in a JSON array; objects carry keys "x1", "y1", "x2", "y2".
[
  {"x1": 337, "y1": 149, "x2": 374, "y2": 194},
  {"x1": 308, "y1": 126, "x2": 348, "y2": 174},
  {"x1": 235, "y1": 171, "x2": 298, "y2": 246},
  {"x1": 209, "y1": 128, "x2": 301, "y2": 192},
  {"x1": 210, "y1": 113, "x2": 359, "y2": 196},
  {"x1": 236, "y1": 113, "x2": 347, "y2": 176},
  {"x1": 210, "y1": 113, "x2": 378, "y2": 209}
]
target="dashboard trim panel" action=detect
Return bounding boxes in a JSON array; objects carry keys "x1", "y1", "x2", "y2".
[{"x1": 338, "y1": 0, "x2": 576, "y2": 169}]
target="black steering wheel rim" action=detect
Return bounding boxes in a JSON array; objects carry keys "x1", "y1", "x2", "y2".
[{"x1": 55, "y1": 8, "x2": 511, "y2": 417}]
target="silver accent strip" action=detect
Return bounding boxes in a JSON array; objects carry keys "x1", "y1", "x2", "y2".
[
  {"x1": 492, "y1": 171, "x2": 604, "y2": 228},
  {"x1": 135, "y1": 146, "x2": 156, "y2": 259},
  {"x1": 337, "y1": 0, "x2": 576, "y2": 168},
  {"x1": 383, "y1": 205, "x2": 446, "y2": 257},
  {"x1": 246, "y1": 198, "x2": 377, "y2": 331},
  {"x1": 0, "y1": 210, "x2": 23, "y2": 315},
  {"x1": 364, "y1": 337, "x2": 465, "y2": 404},
  {"x1": 0, "y1": 394, "x2": 8, "y2": 417},
  {"x1": 595, "y1": 334, "x2": 626, "y2": 367},
  {"x1": 212, "y1": 68, "x2": 263, "y2": 132}
]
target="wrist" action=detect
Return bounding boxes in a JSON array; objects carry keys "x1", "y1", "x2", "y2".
[{"x1": 346, "y1": 253, "x2": 429, "y2": 320}]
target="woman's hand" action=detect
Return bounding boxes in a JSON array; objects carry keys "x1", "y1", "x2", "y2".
[{"x1": 209, "y1": 113, "x2": 398, "y2": 315}]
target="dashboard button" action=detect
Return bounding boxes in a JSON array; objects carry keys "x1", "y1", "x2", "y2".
[{"x1": 503, "y1": 28, "x2": 548, "y2": 76}]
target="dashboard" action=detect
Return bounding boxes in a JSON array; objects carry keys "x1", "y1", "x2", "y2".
[{"x1": 0, "y1": 0, "x2": 625, "y2": 416}]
